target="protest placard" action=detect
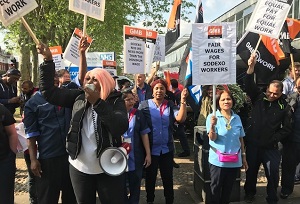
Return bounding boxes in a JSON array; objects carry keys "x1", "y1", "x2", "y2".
[
  {"x1": 49, "y1": 46, "x2": 63, "y2": 70},
  {"x1": 0, "y1": 0, "x2": 38, "y2": 27},
  {"x1": 153, "y1": 35, "x2": 165, "y2": 62},
  {"x1": 69, "y1": 0, "x2": 106, "y2": 21},
  {"x1": 63, "y1": 28, "x2": 93, "y2": 66},
  {"x1": 192, "y1": 22, "x2": 236, "y2": 85},
  {"x1": 102, "y1": 60, "x2": 117, "y2": 76},
  {"x1": 123, "y1": 25, "x2": 157, "y2": 74},
  {"x1": 245, "y1": 0, "x2": 293, "y2": 39},
  {"x1": 145, "y1": 30, "x2": 158, "y2": 73}
]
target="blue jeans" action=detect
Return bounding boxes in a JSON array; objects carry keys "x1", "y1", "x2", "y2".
[{"x1": 0, "y1": 150, "x2": 16, "y2": 204}]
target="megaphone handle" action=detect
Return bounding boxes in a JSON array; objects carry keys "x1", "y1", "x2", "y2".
[{"x1": 111, "y1": 152, "x2": 123, "y2": 164}]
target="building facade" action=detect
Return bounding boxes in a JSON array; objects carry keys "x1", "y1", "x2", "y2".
[{"x1": 0, "y1": 47, "x2": 12, "y2": 73}]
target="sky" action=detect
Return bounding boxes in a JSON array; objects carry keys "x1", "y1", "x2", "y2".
[{"x1": 135, "y1": 0, "x2": 245, "y2": 37}]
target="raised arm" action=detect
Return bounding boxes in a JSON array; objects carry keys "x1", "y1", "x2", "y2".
[
  {"x1": 78, "y1": 37, "x2": 90, "y2": 86},
  {"x1": 175, "y1": 88, "x2": 188, "y2": 123},
  {"x1": 245, "y1": 54, "x2": 261, "y2": 102}
]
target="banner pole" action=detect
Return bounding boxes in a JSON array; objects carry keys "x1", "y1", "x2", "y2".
[
  {"x1": 213, "y1": 85, "x2": 216, "y2": 116},
  {"x1": 253, "y1": 35, "x2": 262, "y2": 55},
  {"x1": 83, "y1": 15, "x2": 87, "y2": 36},
  {"x1": 21, "y1": 17, "x2": 39, "y2": 45},
  {"x1": 290, "y1": 53, "x2": 295, "y2": 81}
]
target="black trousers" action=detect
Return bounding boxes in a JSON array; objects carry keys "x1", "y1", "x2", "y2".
[
  {"x1": 69, "y1": 164, "x2": 126, "y2": 204},
  {"x1": 124, "y1": 168, "x2": 143, "y2": 204},
  {"x1": 209, "y1": 164, "x2": 238, "y2": 204},
  {"x1": 24, "y1": 153, "x2": 38, "y2": 204},
  {"x1": 36, "y1": 154, "x2": 76, "y2": 204},
  {"x1": 244, "y1": 144, "x2": 281, "y2": 203},
  {"x1": 0, "y1": 150, "x2": 16, "y2": 204},
  {"x1": 281, "y1": 141, "x2": 300, "y2": 195},
  {"x1": 173, "y1": 124, "x2": 190, "y2": 153},
  {"x1": 146, "y1": 151, "x2": 174, "y2": 204}
]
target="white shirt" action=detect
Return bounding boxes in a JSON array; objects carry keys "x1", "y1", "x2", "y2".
[{"x1": 69, "y1": 107, "x2": 104, "y2": 174}]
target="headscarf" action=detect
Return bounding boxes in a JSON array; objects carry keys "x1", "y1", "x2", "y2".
[
  {"x1": 86, "y1": 68, "x2": 115, "y2": 100},
  {"x1": 150, "y1": 79, "x2": 168, "y2": 91}
]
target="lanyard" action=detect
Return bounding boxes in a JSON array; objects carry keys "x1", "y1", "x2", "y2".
[
  {"x1": 128, "y1": 108, "x2": 137, "y2": 122},
  {"x1": 160, "y1": 100, "x2": 168, "y2": 116}
]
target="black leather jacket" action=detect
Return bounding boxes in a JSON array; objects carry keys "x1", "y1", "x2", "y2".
[{"x1": 39, "y1": 60, "x2": 128, "y2": 159}]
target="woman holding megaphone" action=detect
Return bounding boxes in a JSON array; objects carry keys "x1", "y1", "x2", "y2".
[{"x1": 36, "y1": 40, "x2": 128, "y2": 204}]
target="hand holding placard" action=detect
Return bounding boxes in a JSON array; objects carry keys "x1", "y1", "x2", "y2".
[
  {"x1": 247, "y1": 54, "x2": 257, "y2": 75},
  {"x1": 36, "y1": 43, "x2": 52, "y2": 61}
]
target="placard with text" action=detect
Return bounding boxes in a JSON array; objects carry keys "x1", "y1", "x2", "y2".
[
  {"x1": 63, "y1": 28, "x2": 93, "y2": 66},
  {"x1": 192, "y1": 22, "x2": 236, "y2": 85},
  {"x1": 69, "y1": 0, "x2": 106, "y2": 21},
  {"x1": 153, "y1": 35, "x2": 165, "y2": 62},
  {"x1": 0, "y1": 0, "x2": 38, "y2": 27},
  {"x1": 49, "y1": 46, "x2": 63, "y2": 70},
  {"x1": 123, "y1": 25, "x2": 157, "y2": 74},
  {"x1": 245, "y1": 0, "x2": 293, "y2": 38}
]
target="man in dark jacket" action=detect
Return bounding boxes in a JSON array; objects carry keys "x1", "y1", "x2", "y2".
[
  {"x1": 0, "y1": 68, "x2": 21, "y2": 114},
  {"x1": 244, "y1": 55, "x2": 292, "y2": 204},
  {"x1": 280, "y1": 77, "x2": 300, "y2": 199}
]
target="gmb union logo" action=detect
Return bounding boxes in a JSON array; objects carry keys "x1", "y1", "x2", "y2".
[{"x1": 208, "y1": 26, "x2": 222, "y2": 39}]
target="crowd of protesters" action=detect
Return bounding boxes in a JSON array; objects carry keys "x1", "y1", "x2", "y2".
[{"x1": 1, "y1": 38, "x2": 300, "y2": 204}]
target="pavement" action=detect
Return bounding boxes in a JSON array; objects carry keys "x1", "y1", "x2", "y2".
[{"x1": 13, "y1": 138, "x2": 300, "y2": 204}]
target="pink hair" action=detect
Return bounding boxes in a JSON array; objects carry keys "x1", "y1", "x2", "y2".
[{"x1": 86, "y1": 68, "x2": 115, "y2": 100}]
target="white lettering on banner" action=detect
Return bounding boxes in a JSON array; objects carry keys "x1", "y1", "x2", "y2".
[
  {"x1": 280, "y1": 32, "x2": 290, "y2": 39},
  {"x1": 129, "y1": 29, "x2": 142, "y2": 36},
  {"x1": 4, "y1": 0, "x2": 27, "y2": 16},
  {"x1": 208, "y1": 27, "x2": 221, "y2": 35},
  {"x1": 245, "y1": 42, "x2": 275, "y2": 71}
]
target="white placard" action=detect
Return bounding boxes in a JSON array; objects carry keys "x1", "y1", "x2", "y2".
[
  {"x1": 63, "y1": 28, "x2": 93, "y2": 66},
  {"x1": 0, "y1": 0, "x2": 38, "y2": 27},
  {"x1": 153, "y1": 35, "x2": 165, "y2": 62},
  {"x1": 245, "y1": 0, "x2": 293, "y2": 38},
  {"x1": 69, "y1": 0, "x2": 106, "y2": 21},
  {"x1": 124, "y1": 39, "x2": 145, "y2": 74},
  {"x1": 192, "y1": 23, "x2": 236, "y2": 85},
  {"x1": 49, "y1": 46, "x2": 63, "y2": 70},
  {"x1": 123, "y1": 25, "x2": 158, "y2": 74}
]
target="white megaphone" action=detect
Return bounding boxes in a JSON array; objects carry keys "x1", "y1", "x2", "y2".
[{"x1": 99, "y1": 142, "x2": 131, "y2": 176}]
